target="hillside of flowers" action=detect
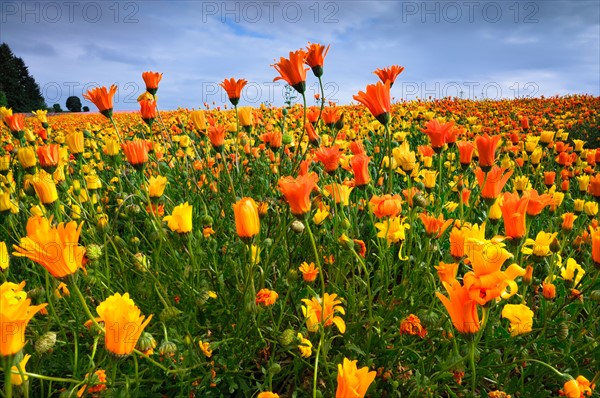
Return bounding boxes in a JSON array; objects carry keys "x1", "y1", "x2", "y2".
[{"x1": 1, "y1": 43, "x2": 599, "y2": 398}]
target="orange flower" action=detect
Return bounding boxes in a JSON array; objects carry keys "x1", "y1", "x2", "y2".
[
  {"x1": 83, "y1": 85, "x2": 117, "y2": 118},
  {"x1": 560, "y1": 376, "x2": 594, "y2": 398},
  {"x1": 499, "y1": 192, "x2": 529, "y2": 240},
  {"x1": 278, "y1": 172, "x2": 319, "y2": 216},
  {"x1": 321, "y1": 107, "x2": 342, "y2": 127},
  {"x1": 315, "y1": 145, "x2": 342, "y2": 174},
  {"x1": 456, "y1": 140, "x2": 475, "y2": 167},
  {"x1": 141, "y1": 71, "x2": 163, "y2": 94},
  {"x1": 121, "y1": 140, "x2": 150, "y2": 169},
  {"x1": 77, "y1": 370, "x2": 108, "y2": 397},
  {"x1": 399, "y1": 314, "x2": 427, "y2": 338},
  {"x1": 475, "y1": 166, "x2": 513, "y2": 200},
  {"x1": 435, "y1": 262, "x2": 459, "y2": 285},
  {"x1": 544, "y1": 171, "x2": 556, "y2": 186},
  {"x1": 306, "y1": 122, "x2": 320, "y2": 146},
  {"x1": 421, "y1": 119, "x2": 454, "y2": 151},
  {"x1": 436, "y1": 278, "x2": 480, "y2": 335},
  {"x1": 373, "y1": 65, "x2": 405, "y2": 87},
  {"x1": 272, "y1": 49, "x2": 308, "y2": 93},
  {"x1": 219, "y1": 78, "x2": 247, "y2": 106},
  {"x1": 139, "y1": 99, "x2": 157, "y2": 126},
  {"x1": 542, "y1": 281, "x2": 556, "y2": 300},
  {"x1": 561, "y1": 213, "x2": 577, "y2": 232},
  {"x1": 419, "y1": 212, "x2": 453, "y2": 238},
  {"x1": 522, "y1": 189, "x2": 553, "y2": 216},
  {"x1": 475, "y1": 134, "x2": 502, "y2": 170},
  {"x1": 299, "y1": 261, "x2": 319, "y2": 283},
  {"x1": 353, "y1": 81, "x2": 391, "y2": 125},
  {"x1": 369, "y1": 194, "x2": 402, "y2": 218},
  {"x1": 255, "y1": 289, "x2": 278, "y2": 306},
  {"x1": 335, "y1": 358, "x2": 377, "y2": 398},
  {"x1": 37, "y1": 144, "x2": 60, "y2": 172},
  {"x1": 4, "y1": 113, "x2": 24, "y2": 132},
  {"x1": 0, "y1": 281, "x2": 47, "y2": 356},
  {"x1": 13, "y1": 216, "x2": 86, "y2": 279},
  {"x1": 305, "y1": 42, "x2": 330, "y2": 77},
  {"x1": 208, "y1": 125, "x2": 227, "y2": 150},
  {"x1": 232, "y1": 197, "x2": 260, "y2": 240},
  {"x1": 96, "y1": 292, "x2": 152, "y2": 356},
  {"x1": 350, "y1": 153, "x2": 371, "y2": 187},
  {"x1": 589, "y1": 174, "x2": 600, "y2": 197},
  {"x1": 463, "y1": 238, "x2": 524, "y2": 305},
  {"x1": 591, "y1": 226, "x2": 600, "y2": 265}
]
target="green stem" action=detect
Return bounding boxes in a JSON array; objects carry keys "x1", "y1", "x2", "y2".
[
  {"x1": 469, "y1": 339, "x2": 477, "y2": 396},
  {"x1": 3, "y1": 356, "x2": 13, "y2": 398},
  {"x1": 385, "y1": 123, "x2": 393, "y2": 194},
  {"x1": 312, "y1": 332, "x2": 324, "y2": 398}
]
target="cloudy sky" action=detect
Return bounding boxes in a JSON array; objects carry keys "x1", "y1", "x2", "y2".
[{"x1": 1, "y1": 0, "x2": 598, "y2": 110}]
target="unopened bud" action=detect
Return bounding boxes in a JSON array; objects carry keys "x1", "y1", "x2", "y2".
[
  {"x1": 35, "y1": 331, "x2": 57, "y2": 354},
  {"x1": 291, "y1": 220, "x2": 305, "y2": 234}
]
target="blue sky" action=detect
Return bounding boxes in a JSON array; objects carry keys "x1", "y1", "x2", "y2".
[{"x1": 1, "y1": 0, "x2": 599, "y2": 110}]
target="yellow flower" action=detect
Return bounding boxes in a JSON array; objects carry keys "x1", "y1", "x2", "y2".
[
  {"x1": 148, "y1": 175, "x2": 168, "y2": 198},
  {"x1": 324, "y1": 183, "x2": 353, "y2": 206},
  {"x1": 561, "y1": 258, "x2": 585, "y2": 285},
  {"x1": 232, "y1": 198, "x2": 260, "y2": 239},
  {"x1": 66, "y1": 131, "x2": 85, "y2": 154},
  {"x1": 54, "y1": 282, "x2": 70, "y2": 298},
  {"x1": 297, "y1": 333, "x2": 312, "y2": 358},
  {"x1": 190, "y1": 110, "x2": 207, "y2": 132},
  {"x1": 301, "y1": 293, "x2": 346, "y2": 334},
  {"x1": 32, "y1": 109, "x2": 48, "y2": 124},
  {"x1": 423, "y1": 170, "x2": 437, "y2": 189},
  {"x1": 104, "y1": 138, "x2": 120, "y2": 156},
  {"x1": 313, "y1": 207, "x2": 330, "y2": 225},
  {"x1": 392, "y1": 141, "x2": 417, "y2": 171},
  {"x1": 574, "y1": 199, "x2": 585, "y2": 213},
  {"x1": 0, "y1": 242, "x2": 8, "y2": 270},
  {"x1": 521, "y1": 231, "x2": 558, "y2": 257},
  {"x1": 0, "y1": 281, "x2": 47, "y2": 356},
  {"x1": 584, "y1": 201, "x2": 598, "y2": 216},
  {"x1": 577, "y1": 175, "x2": 590, "y2": 192},
  {"x1": 85, "y1": 174, "x2": 102, "y2": 190},
  {"x1": 199, "y1": 341, "x2": 212, "y2": 358},
  {"x1": 17, "y1": 146, "x2": 37, "y2": 168},
  {"x1": 96, "y1": 292, "x2": 152, "y2": 357},
  {"x1": 238, "y1": 106, "x2": 254, "y2": 127},
  {"x1": 374, "y1": 217, "x2": 410, "y2": 243},
  {"x1": 299, "y1": 261, "x2": 319, "y2": 283},
  {"x1": 501, "y1": 304, "x2": 534, "y2": 336},
  {"x1": 163, "y1": 202, "x2": 193, "y2": 233},
  {"x1": 513, "y1": 176, "x2": 530, "y2": 191},
  {"x1": 335, "y1": 358, "x2": 377, "y2": 398},
  {"x1": 10, "y1": 354, "x2": 31, "y2": 385}
]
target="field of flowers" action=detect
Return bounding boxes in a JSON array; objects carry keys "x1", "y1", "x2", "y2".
[{"x1": 1, "y1": 44, "x2": 599, "y2": 398}]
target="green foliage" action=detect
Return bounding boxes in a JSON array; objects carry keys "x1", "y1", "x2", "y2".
[
  {"x1": 0, "y1": 42, "x2": 47, "y2": 112},
  {"x1": 0, "y1": 90, "x2": 7, "y2": 107},
  {"x1": 52, "y1": 103, "x2": 63, "y2": 112}
]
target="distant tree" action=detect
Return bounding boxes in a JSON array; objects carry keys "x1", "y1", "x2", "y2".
[
  {"x1": 66, "y1": 96, "x2": 82, "y2": 112},
  {"x1": 52, "y1": 103, "x2": 63, "y2": 113},
  {"x1": 0, "y1": 43, "x2": 46, "y2": 112},
  {"x1": 0, "y1": 90, "x2": 6, "y2": 107},
  {"x1": 83, "y1": 106, "x2": 90, "y2": 112}
]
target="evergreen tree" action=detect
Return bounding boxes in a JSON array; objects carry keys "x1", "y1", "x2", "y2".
[{"x1": 0, "y1": 43, "x2": 47, "y2": 112}]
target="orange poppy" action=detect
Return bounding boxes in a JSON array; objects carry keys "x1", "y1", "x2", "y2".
[
  {"x1": 474, "y1": 166, "x2": 513, "y2": 200},
  {"x1": 4, "y1": 113, "x2": 24, "y2": 132},
  {"x1": 369, "y1": 194, "x2": 402, "y2": 218},
  {"x1": 219, "y1": 78, "x2": 247, "y2": 106},
  {"x1": 321, "y1": 107, "x2": 341, "y2": 127},
  {"x1": 419, "y1": 212, "x2": 453, "y2": 238},
  {"x1": 353, "y1": 81, "x2": 391, "y2": 125},
  {"x1": 83, "y1": 85, "x2": 118, "y2": 118},
  {"x1": 475, "y1": 133, "x2": 502, "y2": 171},
  {"x1": 456, "y1": 141, "x2": 475, "y2": 167},
  {"x1": 141, "y1": 71, "x2": 163, "y2": 94},
  {"x1": 436, "y1": 278, "x2": 480, "y2": 335},
  {"x1": 350, "y1": 153, "x2": 371, "y2": 187},
  {"x1": 272, "y1": 49, "x2": 308, "y2": 93},
  {"x1": 373, "y1": 65, "x2": 405, "y2": 87},
  {"x1": 543, "y1": 171, "x2": 556, "y2": 186},
  {"x1": 589, "y1": 174, "x2": 600, "y2": 197},
  {"x1": 121, "y1": 140, "x2": 150, "y2": 169},
  {"x1": 420, "y1": 119, "x2": 454, "y2": 151},
  {"x1": 522, "y1": 189, "x2": 553, "y2": 216},
  {"x1": 139, "y1": 99, "x2": 157, "y2": 126},
  {"x1": 278, "y1": 172, "x2": 319, "y2": 216},
  {"x1": 37, "y1": 144, "x2": 60, "y2": 172},
  {"x1": 315, "y1": 145, "x2": 342, "y2": 174},
  {"x1": 591, "y1": 226, "x2": 600, "y2": 265},
  {"x1": 499, "y1": 191, "x2": 529, "y2": 240},
  {"x1": 305, "y1": 42, "x2": 330, "y2": 77},
  {"x1": 208, "y1": 125, "x2": 227, "y2": 151},
  {"x1": 232, "y1": 197, "x2": 260, "y2": 240},
  {"x1": 306, "y1": 123, "x2": 320, "y2": 146}
]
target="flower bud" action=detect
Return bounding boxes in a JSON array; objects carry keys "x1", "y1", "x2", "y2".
[
  {"x1": 291, "y1": 220, "x2": 305, "y2": 234},
  {"x1": 35, "y1": 332, "x2": 57, "y2": 354}
]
